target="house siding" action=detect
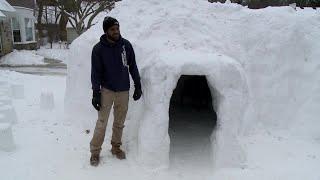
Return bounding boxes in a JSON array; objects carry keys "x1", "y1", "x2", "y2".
[{"x1": 0, "y1": 18, "x2": 14, "y2": 56}]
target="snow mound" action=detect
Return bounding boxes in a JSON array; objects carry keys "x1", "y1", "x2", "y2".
[
  {"x1": 0, "y1": 50, "x2": 45, "y2": 65},
  {"x1": 65, "y1": 0, "x2": 320, "y2": 169},
  {"x1": 37, "y1": 45, "x2": 69, "y2": 63}
]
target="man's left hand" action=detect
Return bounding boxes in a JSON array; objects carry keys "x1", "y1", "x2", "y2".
[{"x1": 133, "y1": 86, "x2": 142, "y2": 101}]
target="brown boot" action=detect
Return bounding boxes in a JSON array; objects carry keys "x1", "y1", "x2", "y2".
[
  {"x1": 111, "y1": 145, "x2": 126, "y2": 160},
  {"x1": 90, "y1": 153, "x2": 100, "y2": 166}
]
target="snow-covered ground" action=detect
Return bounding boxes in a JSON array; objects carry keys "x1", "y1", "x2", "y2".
[
  {"x1": 36, "y1": 43, "x2": 69, "y2": 64},
  {"x1": 0, "y1": 50, "x2": 46, "y2": 65},
  {"x1": 0, "y1": 44, "x2": 69, "y2": 66},
  {"x1": 0, "y1": 44, "x2": 68, "y2": 75},
  {"x1": 0, "y1": 0, "x2": 320, "y2": 179},
  {"x1": 0, "y1": 70, "x2": 319, "y2": 180}
]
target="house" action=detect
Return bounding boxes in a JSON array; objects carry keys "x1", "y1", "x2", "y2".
[
  {"x1": 6, "y1": 0, "x2": 37, "y2": 50},
  {"x1": 0, "y1": 0, "x2": 15, "y2": 56}
]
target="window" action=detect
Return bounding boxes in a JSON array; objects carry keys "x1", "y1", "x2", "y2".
[
  {"x1": 25, "y1": 18, "x2": 34, "y2": 41},
  {"x1": 11, "y1": 17, "x2": 21, "y2": 42}
]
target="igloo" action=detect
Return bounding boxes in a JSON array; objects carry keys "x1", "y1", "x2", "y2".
[
  {"x1": 66, "y1": 37, "x2": 248, "y2": 169},
  {"x1": 67, "y1": 49, "x2": 249, "y2": 168},
  {"x1": 65, "y1": 0, "x2": 320, "y2": 169}
]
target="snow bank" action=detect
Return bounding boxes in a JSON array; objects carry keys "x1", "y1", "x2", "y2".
[
  {"x1": 37, "y1": 45, "x2": 69, "y2": 63},
  {"x1": 0, "y1": 50, "x2": 45, "y2": 65},
  {"x1": 65, "y1": 0, "x2": 320, "y2": 169}
]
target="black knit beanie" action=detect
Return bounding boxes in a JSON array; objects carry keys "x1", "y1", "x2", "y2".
[{"x1": 103, "y1": 16, "x2": 119, "y2": 32}]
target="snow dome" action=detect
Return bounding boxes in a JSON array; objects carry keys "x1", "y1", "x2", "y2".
[{"x1": 65, "y1": 0, "x2": 320, "y2": 169}]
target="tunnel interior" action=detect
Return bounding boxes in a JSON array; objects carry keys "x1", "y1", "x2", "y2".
[{"x1": 169, "y1": 75, "x2": 217, "y2": 169}]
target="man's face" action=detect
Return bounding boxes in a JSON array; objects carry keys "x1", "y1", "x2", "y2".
[{"x1": 106, "y1": 25, "x2": 120, "y2": 41}]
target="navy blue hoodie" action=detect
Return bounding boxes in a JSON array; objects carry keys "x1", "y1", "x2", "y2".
[{"x1": 91, "y1": 34, "x2": 141, "y2": 92}]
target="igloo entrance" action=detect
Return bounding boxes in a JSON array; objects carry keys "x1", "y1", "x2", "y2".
[{"x1": 169, "y1": 75, "x2": 217, "y2": 169}]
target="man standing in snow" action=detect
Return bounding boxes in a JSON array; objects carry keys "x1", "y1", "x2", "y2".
[{"x1": 90, "y1": 16, "x2": 142, "y2": 166}]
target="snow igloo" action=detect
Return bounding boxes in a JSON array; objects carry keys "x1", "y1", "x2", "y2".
[
  {"x1": 62, "y1": 2, "x2": 248, "y2": 167},
  {"x1": 67, "y1": 49, "x2": 249, "y2": 168},
  {"x1": 65, "y1": 0, "x2": 320, "y2": 169},
  {"x1": 66, "y1": 22, "x2": 248, "y2": 170}
]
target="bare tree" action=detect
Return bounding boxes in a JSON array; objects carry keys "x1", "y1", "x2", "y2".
[
  {"x1": 36, "y1": 0, "x2": 44, "y2": 38},
  {"x1": 56, "y1": 0, "x2": 116, "y2": 35}
]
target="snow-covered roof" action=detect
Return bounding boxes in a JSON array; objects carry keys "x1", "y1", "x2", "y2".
[
  {"x1": 0, "y1": 0, "x2": 15, "y2": 12},
  {"x1": 0, "y1": 10, "x2": 5, "y2": 17}
]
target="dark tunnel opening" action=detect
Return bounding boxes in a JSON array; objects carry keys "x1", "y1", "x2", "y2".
[{"x1": 169, "y1": 75, "x2": 217, "y2": 170}]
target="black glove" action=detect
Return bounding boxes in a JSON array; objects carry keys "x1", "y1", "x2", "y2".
[
  {"x1": 92, "y1": 90, "x2": 101, "y2": 111},
  {"x1": 133, "y1": 85, "x2": 142, "y2": 101}
]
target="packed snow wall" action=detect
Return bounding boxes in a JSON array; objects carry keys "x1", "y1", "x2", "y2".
[{"x1": 65, "y1": 0, "x2": 320, "y2": 169}]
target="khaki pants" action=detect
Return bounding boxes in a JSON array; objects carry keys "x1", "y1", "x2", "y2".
[{"x1": 90, "y1": 88, "x2": 129, "y2": 155}]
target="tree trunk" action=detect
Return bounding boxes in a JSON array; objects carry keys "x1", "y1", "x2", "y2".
[
  {"x1": 36, "y1": 0, "x2": 44, "y2": 38},
  {"x1": 59, "y1": 11, "x2": 68, "y2": 41}
]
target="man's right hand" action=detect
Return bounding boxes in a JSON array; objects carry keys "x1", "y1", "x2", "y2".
[{"x1": 92, "y1": 90, "x2": 101, "y2": 111}]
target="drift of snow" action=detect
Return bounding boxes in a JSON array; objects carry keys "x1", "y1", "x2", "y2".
[{"x1": 0, "y1": 50, "x2": 46, "y2": 65}]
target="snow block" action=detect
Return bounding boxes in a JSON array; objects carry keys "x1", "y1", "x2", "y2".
[
  {"x1": 40, "y1": 92, "x2": 55, "y2": 110},
  {"x1": 0, "y1": 105, "x2": 18, "y2": 124},
  {"x1": 0, "y1": 96, "x2": 12, "y2": 105},
  {"x1": 0, "y1": 89, "x2": 7, "y2": 94},
  {"x1": 10, "y1": 84, "x2": 24, "y2": 99},
  {"x1": 0, "y1": 122, "x2": 15, "y2": 151},
  {"x1": 0, "y1": 90, "x2": 9, "y2": 98},
  {"x1": 0, "y1": 81, "x2": 8, "y2": 86}
]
